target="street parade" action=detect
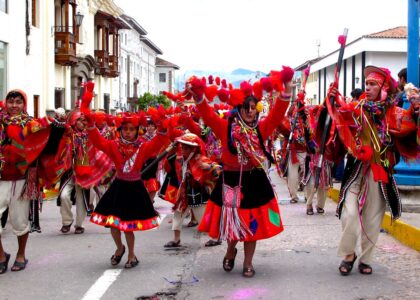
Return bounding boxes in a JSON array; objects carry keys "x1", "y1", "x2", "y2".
[{"x1": 0, "y1": 0, "x2": 419, "y2": 299}]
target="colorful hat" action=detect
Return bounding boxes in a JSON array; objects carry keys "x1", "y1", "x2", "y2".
[
  {"x1": 115, "y1": 112, "x2": 140, "y2": 128},
  {"x1": 364, "y1": 66, "x2": 397, "y2": 94},
  {"x1": 185, "y1": 66, "x2": 294, "y2": 108},
  {"x1": 176, "y1": 133, "x2": 206, "y2": 154}
]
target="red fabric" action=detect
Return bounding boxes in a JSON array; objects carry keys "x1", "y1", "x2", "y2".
[
  {"x1": 144, "y1": 178, "x2": 160, "y2": 193},
  {"x1": 87, "y1": 127, "x2": 170, "y2": 180},
  {"x1": 198, "y1": 198, "x2": 284, "y2": 241},
  {"x1": 196, "y1": 97, "x2": 289, "y2": 170}
]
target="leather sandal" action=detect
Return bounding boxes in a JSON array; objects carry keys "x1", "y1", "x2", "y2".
[
  {"x1": 306, "y1": 206, "x2": 314, "y2": 215},
  {"x1": 316, "y1": 207, "x2": 325, "y2": 214},
  {"x1": 339, "y1": 254, "x2": 357, "y2": 276},
  {"x1": 124, "y1": 257, "x2": 139, "y2": 269},
  {"x1": 110, "y1": 246, "x2": 126, "y2": 266},
  {"x1": 0, "y1": 253, "x2": 11, "y2": 274},
  {"x1": 74, "y1": 227, "x2": 85, "y2": 234},
  {"x1": 60, "y1": 223, "x2": 72, "y2": 233},
  {"x1": 290, "y1": 198, "x2": 298, "y2": 204},
  {"x1": 222, "y1": 248, "x2": 237, "y2": 272},
  {"x1": 187, "y1": 220, "x2": 199, "y2": 227},
  {"x1": 205, "y1": 239, "x2": 222, "y2": 247},
  {"x1": 242, "y1": 266, "x2": 256, "y2": 278},
  {"x1": 164, "y1": 240, "x2": 181, "y2": 248},
  {"x1": 11, "y1": 258, "x2": 28, "y2": 272},
  {"x1": 358, "y1": 262, "x2": 373, "y2": 275}
]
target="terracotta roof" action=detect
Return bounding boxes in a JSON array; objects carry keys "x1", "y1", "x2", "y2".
[
  {"x1": 156, "y1": 57, "x2": 179, "y2": 69},
  {"x1": 364, "y1": 26, "x2": 407, "y2": 39}
]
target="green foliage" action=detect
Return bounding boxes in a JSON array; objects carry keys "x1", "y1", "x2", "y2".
[{"x1": 137, "y1": 92, "x2": 171, "y2": 111}]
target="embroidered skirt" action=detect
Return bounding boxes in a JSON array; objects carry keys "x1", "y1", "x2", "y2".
[
  {"x1": 198, "y1": 168, "x2": 284, "y2": 241},
  {"x1": 90, "y1": 179, "x2": 159, "y2": 231}
]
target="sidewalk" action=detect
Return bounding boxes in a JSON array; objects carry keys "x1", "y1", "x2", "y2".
[{"x1": 328, "y1": 183, "x2": 420, "y2": 252}]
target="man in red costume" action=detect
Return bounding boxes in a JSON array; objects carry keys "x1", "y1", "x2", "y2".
[
  {"x1": 328, "y1": 66, "x2": 419, "y2": 275},
  {"x1": 0, "y1": 90, "x2": 52, "y2": 273}
]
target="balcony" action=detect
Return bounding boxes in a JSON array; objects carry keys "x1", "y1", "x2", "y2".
[
  {"x1": 95, "y1": 50, "x2": 110, "y2": 76},
  {"x1": 108, "y1": 55, "x2": 119, "y2": 77},
  {"x1": 54, "y1": 26, "x2": 77, "y2": 66}
]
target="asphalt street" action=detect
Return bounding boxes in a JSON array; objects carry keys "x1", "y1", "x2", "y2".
[{"x1": 0, "y1": 169, "x2": 419, "y2": 300}]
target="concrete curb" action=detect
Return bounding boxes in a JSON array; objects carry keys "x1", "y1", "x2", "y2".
[{"x1": 328, "y1": 188, "x2": 420, "y2": 252}]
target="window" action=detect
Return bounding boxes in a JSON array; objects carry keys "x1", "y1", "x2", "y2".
[
  {"x1": 159, "y1": 73, "x2": 166, "y2": 83},
  {"x1": 0, "y1": 41, "x2": 6, "y2": 99},
  {"x1": 0, "y1": 0, "x2": 7, "y2": 13},
  {"x1": 55, "y1": 88, "x2": 65, "y2": 109}
]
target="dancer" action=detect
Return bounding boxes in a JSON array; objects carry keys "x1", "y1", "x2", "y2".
[{"x1": 187, "y1": 69, "x2": 293, "y2": 277}]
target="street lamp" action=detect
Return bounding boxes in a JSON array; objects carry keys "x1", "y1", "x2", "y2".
[{"x1": 75, "y1": 11, "x2": 84, "y2": 27}]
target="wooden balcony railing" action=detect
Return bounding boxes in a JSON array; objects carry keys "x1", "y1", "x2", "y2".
[
  {"x1": 54, "y1": 26, "x2": 77, "y2": 66},
  {"x1": 95, "y1": 49, "x2": 110, "y2": 76},
  {"x1": 108, "y1": 55, "x2": 119, "y2": 77}
]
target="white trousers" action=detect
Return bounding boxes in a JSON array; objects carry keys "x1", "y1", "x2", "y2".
[
  {"x1": 172, "y1": 205, "x2": 206, "y2": 231},
  {"x1": 0, "y1": 180, "x2": 30, "y2": 236},
  {"x1": 304, "y1": 175, "x2": 327, "y2": 209},
  {"x1": 287, "y1": 152, "x2": 306, "y2": 201},
  {"x1": 59, "y1": 178, "x2": 87, "y2": 228},
  {"x1": 337, "y1": 167, "x2": 386, "y2": 264}
]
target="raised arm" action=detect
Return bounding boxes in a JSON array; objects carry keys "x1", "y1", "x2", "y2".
[
  {"x1": 259, "y1": 97, "x2": 290, "y2": 141},
  {"x1": 195, "y1": 99, "x2": 227, "y2": 139}
]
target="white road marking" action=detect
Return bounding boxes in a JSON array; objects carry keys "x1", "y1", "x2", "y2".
[{"x1": 82, "y1": 269, "x2": 122, "y2": 300}]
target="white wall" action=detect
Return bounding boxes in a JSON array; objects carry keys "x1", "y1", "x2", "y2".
[
  {"x1": 308, "y1": 37, "x2": 407, "y2": 103},
  {"x1": 0, "y1": 0, "x2": 54, "y2": 117}
]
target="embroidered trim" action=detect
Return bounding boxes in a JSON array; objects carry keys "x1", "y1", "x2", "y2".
[{"x1": 90, "y1": 212, "x2": 159, "y2": 231}]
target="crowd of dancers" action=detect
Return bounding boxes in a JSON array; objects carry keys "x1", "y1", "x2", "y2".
[{"x1": 0, "y1": 64, "x2": 418, "y2": 278}]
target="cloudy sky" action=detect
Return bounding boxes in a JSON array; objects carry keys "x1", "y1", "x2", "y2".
[{"x1": 114, "y1": 0, "x2": 408, "y2": 73}]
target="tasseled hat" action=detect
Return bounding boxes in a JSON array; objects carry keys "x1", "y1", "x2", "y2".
[
  {"x1": 185, "y1": 66, "x2": 294, "y2": 109},
  {"x1": 115, "y1": 112, "x2": 141, "y2": 128}
]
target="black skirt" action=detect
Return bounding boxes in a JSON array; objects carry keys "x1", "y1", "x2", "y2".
[
  {"x1": 210, "y1": 168, "x2": 275, "y2": 209},
  {"x1": 90, "y1": 179, "x2": 159, "y2": 231}
]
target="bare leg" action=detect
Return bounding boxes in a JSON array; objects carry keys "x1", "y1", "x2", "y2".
[
  {"x1": 226, "y1": 240, "x2": 239, "y2": 259},
  {"x1": 174, "y1": 230, "x2": 181, "y2": 242},
  {"x1": 124, "y1": 231, "x2": 136, "y2": 261},
  {"x1": 0, "y1": 237, "x2": 5, "y2": 262},
  {"x1": 15, "y1": 233, "x2": 29, "y2": 263},
  {"x1": 110, "y1": 227, "x2": 124, "y2": 256},
  {"x1": 243, "y1": 241, "x2": 256, "y2": 268}
]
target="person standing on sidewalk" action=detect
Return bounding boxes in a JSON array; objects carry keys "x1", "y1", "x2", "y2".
[
  {"x1": 187, "y1": 68, "x2": 293, "y2": 277},
  {"x1": 327, "y1": 66, "x2": 419, "y2": 275}
]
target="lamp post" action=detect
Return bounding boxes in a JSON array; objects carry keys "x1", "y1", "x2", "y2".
[{"x1": 75, "y1": 11, "x2": 84, "y2": 27}]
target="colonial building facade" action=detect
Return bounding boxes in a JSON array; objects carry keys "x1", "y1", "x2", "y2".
[{"x1": 0, "y1": 0, "x2": 179, "y2": 116}]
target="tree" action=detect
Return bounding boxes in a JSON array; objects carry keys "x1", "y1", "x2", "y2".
[{"x1": 137, "y1": 92, "x2": 171, "y2": 111}]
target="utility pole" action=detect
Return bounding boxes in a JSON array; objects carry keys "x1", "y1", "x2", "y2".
[{"x1": 394, "y1": 0, "x2": 420, "y2": 185}]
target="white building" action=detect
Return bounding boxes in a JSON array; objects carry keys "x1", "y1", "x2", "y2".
[
  {"x1": 156, "y1": 57, "x2": 179, "y2": 95},
  {"x1": 0, "y1": 0, "x2": 53, "y2": 117},
  {"x1": 54, "y1": 0, "x2": 127, "y2": 114},
  {"x1": 117, "y1": 14, "x2": 165, "y2": 111},
  {"x1": 295, "y1": 26, "x2": 408, "y2": 104}
]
